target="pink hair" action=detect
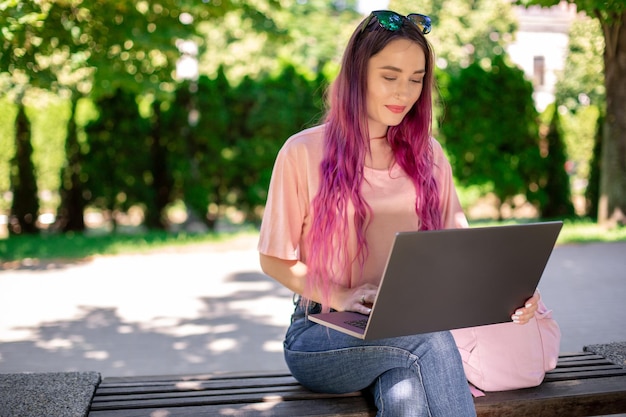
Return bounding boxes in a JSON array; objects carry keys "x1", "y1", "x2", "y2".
[{"x1": 305, "y1": 15, "x2": 442, "y2": 310}]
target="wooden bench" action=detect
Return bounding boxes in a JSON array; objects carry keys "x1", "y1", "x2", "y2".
[{"x1": 88, "y1": 352, "x2": 626, "y2": 417}]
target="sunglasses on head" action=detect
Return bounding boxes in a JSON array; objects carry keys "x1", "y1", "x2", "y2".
[{"x1": 361, "y1": 10, "x2": 432, "y2": 35}]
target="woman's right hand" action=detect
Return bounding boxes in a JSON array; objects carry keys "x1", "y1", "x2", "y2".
[
  {"x1": 259, "y1": 253, "x2": 378, "y2": 315},
  {"x1": 333, "y1": 283, "x2": 379, "y2": 315}
]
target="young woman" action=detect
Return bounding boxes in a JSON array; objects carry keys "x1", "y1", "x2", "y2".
[{"x1": 258, "y1": 10, "x2": 537, "y2": 416}]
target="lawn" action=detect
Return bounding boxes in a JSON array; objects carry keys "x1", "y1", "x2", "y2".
[{"x1": 0, "y1": 219, "x2": 624, "y2": 263}]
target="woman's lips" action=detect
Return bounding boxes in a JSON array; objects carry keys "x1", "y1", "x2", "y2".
[{"x1": 386, "y1": 105, "x2": 406, "y2": 114}]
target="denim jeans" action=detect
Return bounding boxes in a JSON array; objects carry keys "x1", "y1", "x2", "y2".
[{"x1": 283, "y1": 300, "x2": 476, "y2": 417}]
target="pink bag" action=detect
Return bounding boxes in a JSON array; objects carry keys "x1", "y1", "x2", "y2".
[{"x1": 451, "y1": 299, "x2": 561, "y2": 396}]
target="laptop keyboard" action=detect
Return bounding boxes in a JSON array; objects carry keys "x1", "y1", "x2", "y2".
[{"x1": 346, "y1": 319, "x2": 368, "y2": 330}]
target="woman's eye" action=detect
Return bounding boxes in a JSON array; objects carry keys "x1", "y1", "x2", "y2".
[
  {"x1": 411, "y1": 79, "x2": 422, "y2": 84},
  {"x1": 383, "y1": 76, "x2": 396, "y2": 81}
]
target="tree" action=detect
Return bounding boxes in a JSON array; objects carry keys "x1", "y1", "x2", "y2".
[
  {"x1": 9, "y1": 105, "x2": 39, "y2": 234},
  {"x1": 586, "y1": 115, "x2": 603, "y2": 219},
  {"x1": 555, "y1": 16, "x2": 605, "y2": 112},
  {"x1": 440, "y1": 54, "x2": 545, "y2": 218},
  {"x1": 552, "y1": 12, "x2": 603, "y2": 218},
  {"x1": 197, "y1": 0, "x2": 360, "y2": 82},
  {"x1": 83, "y1": 89, "x2": 153, "y2": 229},
  {"x1": 0, "y1": 1, "x2": 54, "y2": 234},
  {"x1": 57, "y1": 98, "x2": 85, "y2": 231},
  {"x1": 1, "y1": 0, "x2": 282, "y2": 232},
  {"x1": 162, "y1": 72, "x2": 234, "y2": 230},
  {"x1": 33, "y1": 0, "x2": 202, "y2": 231},
  {"x1": 518, "y1": 0, "x2": 626, "y2": 226},
  {"x1": 540, "y1": 104, "x2": 576, "y2": 218},
  {"x1": 234, "y1": 65, "x2": 325, "y2": 222}
]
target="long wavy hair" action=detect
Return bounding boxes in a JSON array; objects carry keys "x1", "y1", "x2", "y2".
[{"x1": 305, "y1": 13, "x2": 442, "y2": 310}]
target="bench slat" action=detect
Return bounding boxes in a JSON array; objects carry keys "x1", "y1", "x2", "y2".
[
  {"x1": 543, "y1": 367, "x2": 626, "y2": 381},
  {"x1": 90, "y1": 396, "x2": 376, "y2": 417},
  {"x1": 100, "y1": 371, "x2": 293, "y2": 385},
  {"x1": 91, "y1": 385, "x2": 310, "y2": 405},
  {"x1": 94, "y1": 375, "x2": 298, "y2": 395},
  {"x1": 556, "y1": 352, "x2": 601, "y2": 360},
  {"x1": 555, "y1": 357, "x2": 616, "y2": 367}
]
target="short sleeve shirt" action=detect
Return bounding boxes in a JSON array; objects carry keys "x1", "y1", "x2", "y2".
[{"x1": 257, "y1": 124, "x2": 467, "y2": 287}]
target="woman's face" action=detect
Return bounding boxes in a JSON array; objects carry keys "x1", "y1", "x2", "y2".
[{"x1": 366, "y1": 38, "x2": 426, "y2": 137}]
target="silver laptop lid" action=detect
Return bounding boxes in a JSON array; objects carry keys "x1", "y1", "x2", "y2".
[{"x1": 361, "y1": 221, "x2": 563, "y2": 339}]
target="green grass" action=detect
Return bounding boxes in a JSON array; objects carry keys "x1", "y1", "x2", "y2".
[
  {"x1": 0, "y1": 220, "x2": 624, "y2": 263},
  {"x1": 556, "y1": 220, "x2": 626, "y2": 244},
  {"x1": 469, "y1": 218, "x2": 626, "y2": 245},
  {"x1": 0, "y1": 228, "x2": 256, "y2": 263}
]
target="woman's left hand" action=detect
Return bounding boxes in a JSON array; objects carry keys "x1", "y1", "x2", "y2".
[{"x1": 511, "y1": 291, "x2": 540, "y2": 325}]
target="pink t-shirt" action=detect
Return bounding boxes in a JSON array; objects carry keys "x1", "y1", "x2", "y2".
[{"x1": 258, "y1": 124, "x2": 468, "y2": 287}]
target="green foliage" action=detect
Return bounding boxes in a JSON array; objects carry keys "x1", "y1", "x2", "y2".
[
  {"x1": 197, "y1": 0, "x2": 360, "y2": 83},
  {"x1": 440, "y1": 54, "x2": 544, "y2": 215},
  {"x1": 162, "y1": 65, "x2": 326, "y2": 227},
  {"x1": 0, "y1": 97, "x2": 17, "y2": 212},
  {"x1": 539, "y1": 104, "x2": 575, "y2": 218},
  {"x1": 233, "y1": 65, "x2": 325, "y2": 219},
  {"x1": 10, "y1": 104, "x2": 39, "y2": 234},
  {"x1": 28, "y1": 97, "x2": 70, "y2": 211},
  {"x1": 0, "y1": 95, "x2": 80, "y2": 215},
  {"x1": 555, "y1": 16, "x2": 605, "y2": 112},
  {"x1": 585, "y1": 114, "x2": 602, "y2": 220},
  {"x1": 4, "y1": 0, "x2": 612, "y2": 231},
  {"x1": 163, "y1": 70, "x2": 235, "y2": 227},
  {"x1": 558, "y1": 105, "x2": 600, "y2": 188},
  {"x1": 391, "y1": 0, "x2": 517, "y2": 70},
  {"x1": 83, "y1": 89, "x2": 154, "y2": 218},
  {"x1": 1, "y1": 0, "x2": 205, "y2": 99},
  {"x1": 551, "y1": 13, "x2": 604, "y2": 216}
]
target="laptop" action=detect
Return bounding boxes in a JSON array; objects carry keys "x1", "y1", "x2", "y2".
[{"x1": 308, "y1": 221, "x2": 563, "y2": 340}]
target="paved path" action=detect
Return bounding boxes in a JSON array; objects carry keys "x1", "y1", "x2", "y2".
[{"x1": 1, "y1": 235, "x2": 625, "y2": 377}]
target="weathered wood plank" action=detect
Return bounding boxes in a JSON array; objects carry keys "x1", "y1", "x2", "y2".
[
  {"x1": 91, "y1": 385, "x2": 311, "y2": 406},
  {"x1": 94, "y1": 375, "x2": 298, "y2": 395},
  {"x1": 89, "y1": 396, "x2": 376, "y2": 417},
  {"x1": 100, "y1": 371, "x2": 294, "y2": 385},
  {"x1": 543, "y1": 367, "x2": 626, "y2": 381}
]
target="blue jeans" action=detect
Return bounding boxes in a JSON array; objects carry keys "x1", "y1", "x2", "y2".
[{"x1": 283, "y1": 301, "x2": 476, "y2": 417}]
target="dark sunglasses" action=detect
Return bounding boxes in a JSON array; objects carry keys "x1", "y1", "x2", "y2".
[{"x1": 361, "y1": 10, "x2": 432, "y2": 35}]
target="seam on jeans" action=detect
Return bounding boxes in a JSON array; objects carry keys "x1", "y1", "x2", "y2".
[
  {"x1": 412, "y1": 357, "x2": 434, "y2": 417},
  {"x1": 285, "y1": 344, "x2": 418, "y2": 358},
  {"x1": 375, "y1": 375, "x2": 384, "y2": 417}
]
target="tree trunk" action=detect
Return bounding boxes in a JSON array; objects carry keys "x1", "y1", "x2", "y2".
[
  {"x1": 58, "y1": 97, "x2": 86, "y2": 232},
  {"x1": 10, "y1": 103, "x2": 39, "y2": 235},
  {"x1": 598, "y1": 11, "x2": 626, "y2": 226}
]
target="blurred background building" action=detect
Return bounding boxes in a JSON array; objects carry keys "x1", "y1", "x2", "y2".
[{"x1": 508, "y1": 1, "x2": 578, "y2": 111}]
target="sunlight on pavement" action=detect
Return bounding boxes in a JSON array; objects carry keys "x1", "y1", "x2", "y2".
[
  {"x1": 0, "y1": 241, "x2": 295, "y2": 374},
  {"x1": 207, "y1": 338, "x2": 238, "y2": 353}
]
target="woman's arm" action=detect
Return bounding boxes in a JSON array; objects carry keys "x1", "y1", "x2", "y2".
[{"x1": 259, "y1": 253, "x2": 377, "y2": 315}]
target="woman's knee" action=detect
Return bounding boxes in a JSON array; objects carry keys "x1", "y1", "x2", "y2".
[{"x1": 370, "y1": 367, "x2": 429, "y2": 417}]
